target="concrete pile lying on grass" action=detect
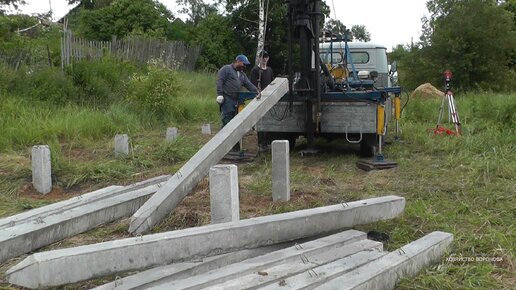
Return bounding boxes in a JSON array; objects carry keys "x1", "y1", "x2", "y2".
[
  {"x1": 312, "y1": 231, "x2": 453, "y2": 290},
  {"x1": 0, "y1": 175, "x2": 170, "y2": 263},
  {"x1": 152, "y1": 230, "x2": 383, "y2": 290},
  {"x1": 7, "y1": 195, "x2": 405, "y2": 288},
  {"x1": 129, "y1": 77, "x2": 289, "y2": 235},
  {"x1": 94, "y1": 242, "x2": 301, "y2": 290},
  {"x1": 98, "y1": 230, "x2": 452, "y2": 290}
]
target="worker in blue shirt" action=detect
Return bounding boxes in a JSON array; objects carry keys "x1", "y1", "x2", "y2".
[{"x1": 216, "y1": 55, "x2": 257, "y2": 128}]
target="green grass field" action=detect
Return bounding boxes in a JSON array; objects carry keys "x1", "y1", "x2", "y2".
[{"x1": 0, "y1": 72, "x2": 514, "y2": 289}]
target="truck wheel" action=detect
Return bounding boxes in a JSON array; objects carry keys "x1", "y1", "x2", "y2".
[
  {"x1": 259, "y1": 132, "x2": 296, "y2": 151},
  {"x1": 360, "y1": 134, "x2": 376, "y2": 157},
  {"x1": 287, "y1": 136, "x2": 297, "y2": 151},
  {"x1": 257, "y1": 132, "x2": 270, "y2": 151}
]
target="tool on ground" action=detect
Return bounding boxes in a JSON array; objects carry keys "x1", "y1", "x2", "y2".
[{"x1": 435, "y1": 70, "x2": 461, "y2": 136}]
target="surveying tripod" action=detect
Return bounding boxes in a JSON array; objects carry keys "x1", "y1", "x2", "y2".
[{"x1": 436, "y1": 70, "x2": 461, "y2": 136}]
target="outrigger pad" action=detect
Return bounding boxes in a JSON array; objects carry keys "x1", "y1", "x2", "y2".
[
  {"x1": 223, "y1": 151, "x2": 256, "y2": 162},
  {"x1": 356, "y1": 158, "x2": 398, "y2": 171}
]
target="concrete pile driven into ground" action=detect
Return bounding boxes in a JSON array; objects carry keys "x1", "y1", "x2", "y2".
[
  {"x1": 0, "y1": 175, "x2": 169, "y2": 263},
  {"x1": 7, "y1": 195, "x2": 405, "y2": 288}
]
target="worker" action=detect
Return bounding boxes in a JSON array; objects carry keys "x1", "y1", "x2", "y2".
[
  {"x1": 250, "y1": 50, "x2": 274, "y2": 91},
  {"x1": 216, "y1": 54, "x2": 257, "y2": 127},
  {"x1": 250, "y1": 50, "x2": 274, "y2": 152},
  {"x1": 216, "y1": 55, "x2": 257, "y2": 151}
]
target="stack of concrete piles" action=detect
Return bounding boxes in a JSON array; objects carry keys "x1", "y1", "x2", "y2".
[
  {"x1": 0, "y1": 175, "x2": 170, "y2": 264},
  {"x1": 4, "y1": 195, "x2": 452, "y2": 289}
]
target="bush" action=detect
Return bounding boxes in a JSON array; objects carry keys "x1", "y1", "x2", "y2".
[
  {"x1": 66, "y1": 58, "x2": 139, "y2": 106},
  {"x1": 29, "y1": 68, "x2": 77, "y2": 105},
  {"x1": 125, "y1": 65, "x2": 180, "y2": 122},
  {"x1": 0, "y1": 62, "x2": 16, "y2": 95}
]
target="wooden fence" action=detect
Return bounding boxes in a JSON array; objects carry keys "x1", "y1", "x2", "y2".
[{"x1": 61, "y1": 29, "x2": 201, "y2": 71}]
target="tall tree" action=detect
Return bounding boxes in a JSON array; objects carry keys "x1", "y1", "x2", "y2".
[
  {"x1": 221, "y1": 0, "x2": 329, "y2": 74},
  {"x1": 77, "y1": 0, "x2": 174, "y2": 40},
  {"x1": 350, "y1": 24, "x2": 371, "y2": 42},
  {"x1": 324, "y1": 18, "x2": 346, "y2": 36},
  {"x1": 255, "y1": 0, "x2": 267, "y2": 65},
  {"x1": 421, "y1": 0, "x2": 515, "y2": 91},
  {"x1": 0, "y1": 0, "x2": 25, "y2": 14},
  {"x1": 176, "y1": 0, "x2": 218, "y2": 25},
  {"x1": 192, "y1": 13, "x2": 244, "y2": 71}
]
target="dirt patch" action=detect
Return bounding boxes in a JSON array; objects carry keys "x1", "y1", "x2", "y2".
[
  {"x1": 64, "y1": 147, "x2": 101, "y2": 161},
  {"x1": 18, "y1": 182, "x2": 72, "y2": 201},
  {"x1": 241, "y1": 194, "x2": 272, "y2": 218},
  {"x1": 411, "y1": 83, "x2": 444, "y2": 100},
  {"x1": 319, "y1": 177, "x2": 337, "y2": 186}
]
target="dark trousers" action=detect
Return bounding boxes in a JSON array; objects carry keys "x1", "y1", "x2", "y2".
[
  {"x1": 220, "y1": 95, "x2": 238, "y2": 128},
  {"x1": 220, "y1": 95, "x2": 240, "y2": 151}
]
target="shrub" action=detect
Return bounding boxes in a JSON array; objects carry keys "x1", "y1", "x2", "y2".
[
  {"x1": 29, "y1": 68, "x2": 77, "y2": 105},
  {"x1": 67, "y1": 58, "x2": 139, "y2": 106},
  {"x1": 125, "y1": 65, "x2": 180, "y2": 122}
]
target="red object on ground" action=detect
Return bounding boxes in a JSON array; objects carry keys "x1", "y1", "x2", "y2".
[{"x1": 430, "y1": 126, "x2": 457, "y2": 136}]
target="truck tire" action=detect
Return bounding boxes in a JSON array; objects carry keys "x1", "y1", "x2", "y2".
[
  {"x1": 287, "y1": 135, "x2": 297, "y2": 151},
  {"x1": 258, "y1": 132, "x2": 296, "y2": 151},
  {"x1": 360, "y1": 134, "x2": 376, "y2": 157}
]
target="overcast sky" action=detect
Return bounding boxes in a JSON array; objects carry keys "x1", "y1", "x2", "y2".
[{"x1": 13, "y1": 0, "x2": 429, "y2": 51}]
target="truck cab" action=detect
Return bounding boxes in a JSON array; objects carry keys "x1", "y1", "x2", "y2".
[{"x1": 320, "y1": 42, "x2": 392, "y2": 88}]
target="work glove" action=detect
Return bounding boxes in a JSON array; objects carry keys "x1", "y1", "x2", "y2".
[{"x1": 216, "y1": 95, "x2": 224, "y2": 104}]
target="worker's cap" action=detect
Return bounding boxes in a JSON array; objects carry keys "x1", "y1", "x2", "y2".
[
  {"x1": 259, "y1": 50, "x2": 269, "y2": 57},
  {"x1": 235, "y1": 54, "x2": 251, "y2": 65}
]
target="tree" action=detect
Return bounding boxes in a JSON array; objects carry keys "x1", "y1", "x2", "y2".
[
  {"x1": 255, "y1": 0, "x2": 267, "y2": 65},
  {"x1": 66, "y1": 0, "x2": 114, "y2": 10},
  {"x1": 324, "y1": 18, "x2": 346, "y2": 36},
  {"x1": 192, "y1": 14, "x2": 244, "y2": 71},
  {"x1": 350, "y1": 24, "x2": 370, "y2": 42},
  {"x1": 222, "y1": 0, "x2": 288, "y2": 73},
  {"x1": 0, "y1": 0, "x2": 25, "y2": 14},
  {"x1": 176, "y1": 0, "x2": 218, "y2": 26},
  {"x1": 220, "y1": 0, "x2": 330, "y2": 74},
  {"x1": 0, "y1": 0, "x2": 24, "y2": 8},
  {"x1": 77, "y1": 0, "x2": 174, "y2": 40},
  {"x1": 395, "y1": 0, "x2": 515, "y2": 91},
  {"x1": 423, "y1": 0, "x2": 515, "y2": 91}
]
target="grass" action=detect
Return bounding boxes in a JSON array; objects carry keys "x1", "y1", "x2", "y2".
[{"x1": 0, "y1": 80, "x2": 514, "y2": 289}]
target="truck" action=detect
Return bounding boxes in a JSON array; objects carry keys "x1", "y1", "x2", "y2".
[{"x1": 252, "y1": 0, "x2": 401, "y2": 163}]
